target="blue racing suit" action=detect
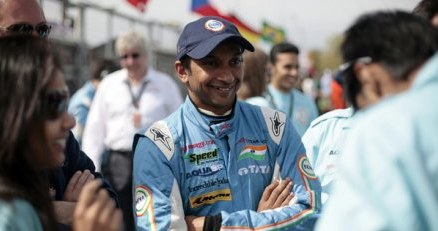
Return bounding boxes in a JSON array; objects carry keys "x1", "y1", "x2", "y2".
[{"x1": 133, "y1": 98, "x2": 321, "y2": 230}]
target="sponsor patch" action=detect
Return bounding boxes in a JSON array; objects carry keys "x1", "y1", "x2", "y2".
[
  {"x1": 204, "y1": 19, "x2": 225, "y2": 32},
  {"x1": 184, "y1": 149, "x2": 219, "y2": 165},
  {"x1": 189, "y1": 188, "x2": 232, "y2": 208},
  {"x1": 145, "y1": 121, "x2": 174, "y2": 160},
  {"x1": 150, "y1": 128, "x2": 171, "y2": 151},
  {"x1": 188, "y1": 177, "x2": 229, "y2": 193},
  {"x1": 135, "y1": 186, "x2": 152, "y2": 217},
  {"x1": 185, "y1": 164, "x2": 224, "y2": 179},
  {"x1": 270, "y1": 111, "x2": 285, "y2": 137},
  {"x1": 298, "y1": 155, "x2": 317, "y2": 179},
  {"x1": 238, "y1": 145, "x2": 267, "y2": 160},
  {"x1": 182, "y1": 140, "x2": 215, "y2": 152},
  {"x1": 238, "y1": 165, "x2": 270, "y2": 176}
]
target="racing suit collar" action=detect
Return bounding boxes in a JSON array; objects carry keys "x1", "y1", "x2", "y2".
[{"x1": 184, "y1": 96, "x2": 237, "y2": 138}]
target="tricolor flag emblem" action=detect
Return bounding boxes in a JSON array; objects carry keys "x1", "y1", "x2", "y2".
[{"x1": 239, "y1": 145, "x2": 267, "y2": 161}]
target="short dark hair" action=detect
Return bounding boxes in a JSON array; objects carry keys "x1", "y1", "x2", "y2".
[
  {"x1": 90, "y1": 59, "x2": 118, "y2": 81},
  {"x1": 413, "y1": 0, "x2": 438, "y2": 21},
  {"x1": 341, "y1": 10, "x2": 438, "y2": 109},
  {"x1": 269, "y1": 42, "x2": 299, "y2": 64}
]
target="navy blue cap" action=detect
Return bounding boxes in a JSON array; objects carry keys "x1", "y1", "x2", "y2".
[{"x1": 176, "y1": 16, "x2": 255, "y2": 60}]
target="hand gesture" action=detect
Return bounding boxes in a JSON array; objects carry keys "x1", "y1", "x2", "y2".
[
  {"x1": 64, "y1": 170, "x2": 95, "y2": 202},
  {"x1": 73, "y1": 180, "x2": 122, "y2": 231},
  {"x1": 257, "y1": 178, "x2": 294, "y2": 212}
]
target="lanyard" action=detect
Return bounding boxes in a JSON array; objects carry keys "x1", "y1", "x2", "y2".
[
  {"x1": 265, "y1": 88, "x2": 294, "y2": 117},
  {"x1": 125, "y1": 79, "x2": 148, "y2": 109}
]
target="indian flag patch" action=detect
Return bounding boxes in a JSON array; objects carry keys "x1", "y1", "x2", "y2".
[
  {"x1": 135, "y1": 186, "x2": 157, "y2": 230},
  {"x1": 239, "y1": 145, "x2": 267, "y2": 160},
  {"x1": 298, "y1": 155, "x2": 317, "y2": 179}
]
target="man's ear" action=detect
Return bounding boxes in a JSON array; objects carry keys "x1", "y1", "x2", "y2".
[{"x1": 175, "y1": 61, "x2": 189, "y2": 84}]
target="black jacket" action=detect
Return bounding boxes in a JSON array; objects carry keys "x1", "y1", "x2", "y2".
[{"x1": 49, "y1": 131, "x2": 119, "y2": 205}]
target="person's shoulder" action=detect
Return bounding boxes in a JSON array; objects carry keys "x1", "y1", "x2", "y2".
[
  {"x1": 245, "y1": 96, "x2": 271, "y2": 108},
  {"x1": 309, "y1": 107, "x2": 353, "y2": 129},
  {"x1": 292, "y1": 89, "x2": 317, "y2": 106},
  {"x1": 99, "y1": 69, "x2": 125, "y2": 85},
  {"x1": 0, "y1": 199, "x2": 43, "y2": 231}
]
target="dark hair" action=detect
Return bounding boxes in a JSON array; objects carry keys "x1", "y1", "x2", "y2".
[
  {"x1": 0, "y1": 35, "x2": 60, "y2": 231},
  {"x1": 341, "y1": 10, "x2": 438, "y2": 110},
  {"x1": 413, "y1": 0, "x2": 438, "y2": 21},
  {"x1": 269, "y1": 42, "x2": 299, "y2": 64},
  {"x1": 180, "y1": 55, "x2": 191, "y2": 72},
  {"x1": 238, "y1": 48, "x2": 268, "y2": 99},
  {"x1": 90, "y1": 58, "x2": 119, "y2": 81}
]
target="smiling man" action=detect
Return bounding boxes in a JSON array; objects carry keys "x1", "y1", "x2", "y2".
[
  {"x1": 133, "y1": 16, "x2": 321, "y2": 231},
  {"x1": 252, "y1": 42, "x2": 319, "y2": 137}
]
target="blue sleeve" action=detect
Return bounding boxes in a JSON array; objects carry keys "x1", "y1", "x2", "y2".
[
  {"x1": 133, "y1": 135, "x2": 186, "y2": 231},
  {"x1": 0, "y1": 200, "x2": 44, "y2": 231},
  {"x1": 219, "y1": 120, "x2": 322, "y2": 230}
]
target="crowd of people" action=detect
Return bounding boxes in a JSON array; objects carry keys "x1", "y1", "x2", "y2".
[{"x1": 0, "y1": 0, "x2": 437, "y2": 230}]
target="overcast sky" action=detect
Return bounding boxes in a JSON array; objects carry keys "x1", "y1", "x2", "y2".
[{"x1": 45, "y1": 0, "x2": 418, "y2": 52}]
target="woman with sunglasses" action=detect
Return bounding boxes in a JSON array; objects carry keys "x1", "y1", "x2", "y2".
[{"x1": 0, "y1": 35, "x2": 122, "y2": 231}]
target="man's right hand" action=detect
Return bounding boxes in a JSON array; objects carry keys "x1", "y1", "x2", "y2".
[
  {"x1": 64, "y1": 170, "x2": 95, "y2": 202},
  {"x1": 257, "y1": 178, "x2": 294, "y2": 212}
]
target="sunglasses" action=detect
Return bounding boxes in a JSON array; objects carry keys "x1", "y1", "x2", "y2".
[
  {"x1": 338, "y1": 56, "x2": 373, "y2": 72},
  {"x1": 120, "y1": 53, "x2": 141, "y2": 60},
  {"x1": 0, "y1": 22, "x2": 52, "y2": 38},
  {"x1": 41, "y1": 90, "x2": 69, "y2": 120}
]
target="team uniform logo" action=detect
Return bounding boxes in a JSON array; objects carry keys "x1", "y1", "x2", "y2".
[
  {"x1": 270, "y1": 112, "x2": 285, "y2": 136},
  {"x1": 189, "y1": 188, "x2": 232, "y2": 208},
  {"x1": 135, "y1": 186, "x2": 152, "y2": 217},
  {"x1": 238, "y1": 165, "x2": 270, "y2": 176},
  {"x1": 135, "y1": 186, "x2": 157, "y2": 230},
  {"x1": 238, "y1": 145, "x2": 267, "y2": 161},
  {"x1": 205, "y1": 19, "x2": 225, "y2": 32},
  {"x1": 185, "y1": 164, "x2": 224, "y2": 179},
  {"x1": 185, "y1": 149, "x2": 219, "y2": 165},
  {"x1": 297, "y1": 155, "x2": 317, "y2": 179},
  {"x1": 150, "y1": 128, "x2": 171, "y2": 151}
]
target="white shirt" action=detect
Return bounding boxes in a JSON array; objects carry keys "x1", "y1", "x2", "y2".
[
  {"x1": 82, "y1": 68, "x2": 183, "y2": 170},
  {"x1": 302, "y1": 107, "x2": 352, "y2": 204}
]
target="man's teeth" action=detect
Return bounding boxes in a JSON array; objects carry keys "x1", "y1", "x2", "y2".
[{"x1": 216, "y1": 86, "x2": 232, "y2": 91}]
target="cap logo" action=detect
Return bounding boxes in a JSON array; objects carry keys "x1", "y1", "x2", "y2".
[{"x1": 205, "y1": 19, "x2": 225, "y2": 32}]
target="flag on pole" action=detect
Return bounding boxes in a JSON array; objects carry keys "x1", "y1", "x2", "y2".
[
  {"x1": 191, "y1": 0, "x2": 261, "y2": 44},
  {"x1": 261, "y1": 21, "x2": 286, "y2": 44},
  {"x1": 126, "y1": 0, "x2": 149, "y2": 13}
]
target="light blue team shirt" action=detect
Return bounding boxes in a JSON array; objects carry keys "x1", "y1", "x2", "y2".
[
  {"x1": 0, "y1": 199, "x2": 43, "y2": 231},
  {"x1": 248, "y1": 85, "x2": 319, "y2": 137},
  {"x1": 302, "y1": 107, "x2": 353, "y2": 204},
  {"x1": 316, "y1": 53, "x2": 438, "y2": 231},
  {"x1": 68, "y1": 81, "x2": 97, "y2": 145},
  {"x1": 245, "y1": 96, "x2": 271, "y2": 108}
]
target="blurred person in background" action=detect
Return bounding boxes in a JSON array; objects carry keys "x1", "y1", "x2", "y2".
[
  {"x1": 303, "y1": 0, "x2": 438, "y2": 209},
  {"x1": 82, "y1": 30, "x2": 183, "y2": 230},
  {"x1": 255, "y1": 42, "x2": 319, "y2": 137},
  {"x1": 413, "y1": 0, "x2": 438, "y2": 26},
  {"x1": 0, "y1": 35, "x2": 121, "y2": 231},
  {"x1": 68, "y1": 59, "x2": 119, "y2": 145},
  {"x1": 330, "y1": 72, "x2": 347, "y2": 109},
  {"x1": 316, "y1": 10, "x2": 438, "y2": 230},
  {"x1": 0, "y1": 0, "x2": 119, "y2": 229},
  {"x1": 237, "y1": 47, "x2": 271, "y2": 107}
]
